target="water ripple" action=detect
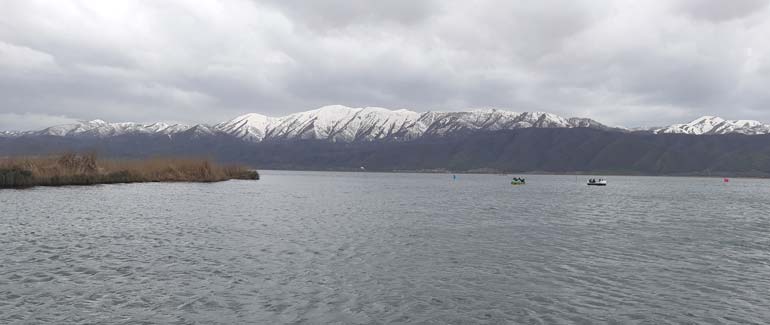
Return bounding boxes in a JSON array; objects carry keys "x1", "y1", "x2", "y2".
[{"x1": 1, "y1": 173, "x2": 769, "y2": 323}]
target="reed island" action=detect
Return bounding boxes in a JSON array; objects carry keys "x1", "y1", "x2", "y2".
[{"x1": 0, "y1": 153, "x2": 259, "y2": 189}]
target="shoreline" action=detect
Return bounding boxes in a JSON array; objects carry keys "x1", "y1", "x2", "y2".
[{"x1": 256, "y1": 168, "x2": 768, "y2": 179}]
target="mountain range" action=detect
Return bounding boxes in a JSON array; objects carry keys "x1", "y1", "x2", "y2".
[
  {"x1": 3, "y1": 105, "x2": 770, "y2": 176},
  {"x1": 3, "y1": 105, "x2": 770, "y2": 141}
]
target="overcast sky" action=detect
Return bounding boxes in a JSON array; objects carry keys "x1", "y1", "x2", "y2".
[{"x1": 1, "y1": 0, "x2": 769, "y2": 130}]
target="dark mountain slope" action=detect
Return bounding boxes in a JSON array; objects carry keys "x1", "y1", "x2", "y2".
[{"x1": 2, "y1": 128, "x2": 770, "y2": 176}]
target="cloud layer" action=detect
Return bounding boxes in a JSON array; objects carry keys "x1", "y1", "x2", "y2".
[{"x1": 1, "y1": 0, "x2": 769, "y2": 130}]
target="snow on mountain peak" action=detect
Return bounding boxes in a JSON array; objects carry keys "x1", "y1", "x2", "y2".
[
  {"x1": 214, "y1": 113, "x2": 275, "y2": 141},
  {"x1": 654, "y1": 116, "x2": 770, "y2": 135},
  {"x1": 31, "y1": 119, "x2": 190, "y2": 137},
  {"x1": 19, "y1": 105, "x2": 770, "y2": 142},
  {"x1": 248, "y1": 105, "x2": 421, "y2": 142},
  {"x1": 17, "y1": 105, "x2": 618, "y2": 142}
]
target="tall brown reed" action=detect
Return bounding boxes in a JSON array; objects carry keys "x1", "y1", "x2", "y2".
[{"x1": 0, "y1": 153, "x2": 258, "y2": 188}]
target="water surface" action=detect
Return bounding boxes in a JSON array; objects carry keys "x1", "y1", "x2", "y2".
[{"x1": 1, "y1": 172, "x2": 769, "y2": 324}]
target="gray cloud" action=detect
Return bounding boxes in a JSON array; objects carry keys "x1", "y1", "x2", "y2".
[
  {"x1": 259, "y1": 0, "x2": 440, "y2": 29},
  {"x1": 676, "y1": 0, "x2": 769, "y2": 22},
  {"x1": 1, "y1": 0, "x2": 769, "y2": 130}
]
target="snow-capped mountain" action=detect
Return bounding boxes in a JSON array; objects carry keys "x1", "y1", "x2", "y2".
[
  {"x1": 216, "y1": 105, "x2": 421, "y2": 142},
  {"x1": 27, "y1": 119, "x2": 191, "y2": 137},
  {"x1": 654, "y1": 116, "x2": 770, "y2": 135},
  {"x1": 7, "y1": 106, "x2": 768, "y2": 142},
  {"x1": 213, "y1": 106, "x2": 612, "y2": 142},
  {"x1": 3, "y1": 105, "x2": 611, "y2": 142}
]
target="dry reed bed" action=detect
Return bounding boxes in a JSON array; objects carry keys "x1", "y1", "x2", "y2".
[{"x1": 0, "y1": 153, "x2": 259, "y2": 188}]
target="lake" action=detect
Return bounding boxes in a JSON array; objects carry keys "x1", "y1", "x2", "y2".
[{"x1": 1, "y1": 171, "x2": 769, "y2": 324}]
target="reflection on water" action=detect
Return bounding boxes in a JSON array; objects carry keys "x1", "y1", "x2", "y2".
[{"x1": 1, "y1": 171, "x2": 769, "y2": 323}]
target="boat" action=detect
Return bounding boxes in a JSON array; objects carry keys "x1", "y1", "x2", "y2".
[
  {"x1": 511, "y1": 177, "x2": 526, "y2": 185},
  {"x1": 587, "y1": 178, "x2": 607, "y2": 186}
]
